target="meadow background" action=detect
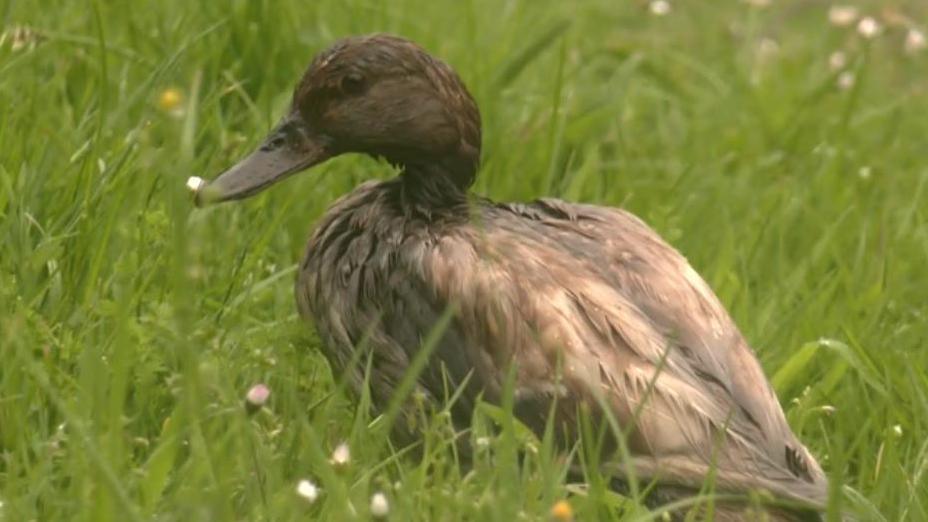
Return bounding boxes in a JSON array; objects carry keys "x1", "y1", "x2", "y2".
[{"x1": 1, "y1": 0, "x2": 927, "y2": 520}]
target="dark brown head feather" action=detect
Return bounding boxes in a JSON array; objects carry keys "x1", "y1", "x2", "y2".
[{"x1": 293, "y1": 34, "x2": 481, "y2": 190}]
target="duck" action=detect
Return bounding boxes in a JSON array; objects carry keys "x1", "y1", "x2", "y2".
[{"x1": 191, "y1": 34, "x2": 829, "y2": 520}]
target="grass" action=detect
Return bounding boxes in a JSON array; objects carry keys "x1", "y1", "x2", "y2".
[{"x1": 1, "y1": 0, "x2": 927, "y2": 520}]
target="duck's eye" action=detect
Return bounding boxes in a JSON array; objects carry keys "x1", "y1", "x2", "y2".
[{"x1": 340, "y1": 73, "x2": 366, "y2": 95}]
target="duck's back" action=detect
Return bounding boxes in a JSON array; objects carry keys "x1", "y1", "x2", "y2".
[
  {"x1": 489, "y1": 199, "x2": 828, "y2": 504},
  {"x1": 297, "y1": 182, "x2": 827, "y2": 514}
]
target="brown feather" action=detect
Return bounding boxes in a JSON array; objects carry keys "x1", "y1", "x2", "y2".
[{"x1": 203, "y1": 34, "x2": 830, "y2": 521}]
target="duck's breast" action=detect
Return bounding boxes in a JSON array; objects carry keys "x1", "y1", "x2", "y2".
[{"x1": 296, "y1": 188, "x2": 826, "y2": 506}]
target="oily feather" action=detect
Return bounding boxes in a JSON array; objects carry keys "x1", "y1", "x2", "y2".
[{"x1": 297, "y1": 179, "x2": 827, "y2": 510}]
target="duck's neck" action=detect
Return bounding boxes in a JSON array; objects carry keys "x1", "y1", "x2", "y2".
[{"x1": 398, "y1": 158, "x2": 476, "y2": 211}]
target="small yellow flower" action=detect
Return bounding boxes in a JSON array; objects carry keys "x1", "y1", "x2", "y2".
[
  {"x1": 158, "y1": 88, "x2": 184, "y2": 113},
  {"x1": 551, "y1": 499, "x2": 574, "y2": 521}
]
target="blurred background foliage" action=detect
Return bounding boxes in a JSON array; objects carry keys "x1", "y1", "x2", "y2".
[{"x1": 1, "y1": 0, "x2": 926, "y2": 520}]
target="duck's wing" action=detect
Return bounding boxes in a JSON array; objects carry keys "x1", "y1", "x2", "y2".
[
  {"x1": 299, "y1": 184, "x2": 827, "y2": 506},
  {"x1": 469, "y1": 198, "x2": 829, "y2": 505}
]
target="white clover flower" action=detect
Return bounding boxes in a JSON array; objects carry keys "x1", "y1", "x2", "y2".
[
  {"x1": 186, "y1": 176, "x2": 206, "y2": 193},
  {"x1": 296, "y1": 479, "x2": 320, "y2": 503},
  {"x1": 246, "y1": 383, "x2": 270, "y2": 405},
  {"x1": 837, "y1": 71, "x2": 855, "y2": 90},
  {"x1": 828, "y1": 6, "x2": 859, "y2": 27},
  {"x1": 905, "y1": 29, "x2": 926, "y2": 54},
  {"x1": 758, "y1": 38, "x2": 779, "y2": 58},
  {"x1": 370, "y1": 491, "x2": 390, "y2": 518},
  {"x1": 244, "y1": 383, "x2": 270, "y2": 414},
  {"x1": 330, "y1": 441, "x2": 351, "y2": 467},
  {"x1": 829, "y1": 51, "x2": 847, "y2": 71},
  {"x1": 857, "y1": 17, "x2": 880, "y2": 39},
  {"x1": 649, "y1": 0, "x2": 671, "y2": 16}
]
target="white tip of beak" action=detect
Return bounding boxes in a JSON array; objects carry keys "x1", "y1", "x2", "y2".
[{"x1": 186, "y1": 176, "x2": 206, "y2": 193}]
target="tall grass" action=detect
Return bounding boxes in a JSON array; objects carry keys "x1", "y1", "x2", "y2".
[{"x1": 1, "y1": 0, "x2": 926, "y2": 520}]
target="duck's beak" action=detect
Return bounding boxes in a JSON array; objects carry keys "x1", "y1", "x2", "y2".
[{"x1": 191, "y1": 112, "x2": 331, "y2": 206}]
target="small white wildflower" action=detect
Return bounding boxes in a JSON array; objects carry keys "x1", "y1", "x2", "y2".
[
  {"x1": 370, "y1": 491, "x2": 390, "y2": 518},
  {"x1": 330, "y1": 441, "x2": 351, "y2": 467},
  {"x1": 649, "y1": 0, "x2": 671, "y2": 16},
  {"x1": 829, "y1": 51, "x2": 847, "y2": 71},
  {"x1": 296, "y1": 479, "x2": 319, "y2": 503},
  {"x1": 905, "y1": 29, "x2": 927, "y2": 54},
  {"x1": 857, "y1": 17, "x2": 880, "y2": 39},
  {"x1": 858, "y1": 166, "x2": 872, "y2": 180},
  {"x1": 186, "y1": 176, "x2": 206, "y2": 193},
  {"x1": 892, "y1": 424, "x2": 903, "y2": 437},
  {"x1": 758, "y1": 38, "x2": 779, "y2": 58},
  {"x1": 828, "y1": 6, "x2": 859, "y2": 27},
  {"x1": 837, "y1": 71, "x2": 855, "y2": 90}
]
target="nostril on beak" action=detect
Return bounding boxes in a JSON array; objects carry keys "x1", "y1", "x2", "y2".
[{"x1": 261, "y1": 135, "x2": 287, "y2": 152}]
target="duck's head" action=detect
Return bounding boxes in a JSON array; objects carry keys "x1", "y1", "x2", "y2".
[{"x1": 194, "y1": 34, "x2": 481, "y2": 206}]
